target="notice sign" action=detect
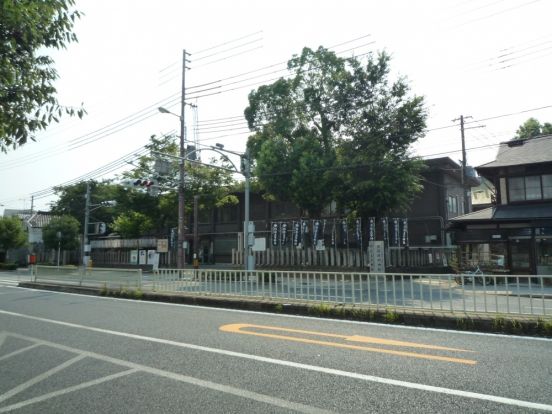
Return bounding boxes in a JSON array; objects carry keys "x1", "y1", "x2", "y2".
[
  {"x1": 368, "y1": 241, "x2": 385, "y2": 273},
  {"x1": 130, "y1": 250, "x2": 138, "y2": 265},
  {"x1": 157, "y1": 238, "x2": 169, "y2": 253}
]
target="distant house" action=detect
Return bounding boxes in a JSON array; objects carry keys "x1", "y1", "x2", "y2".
[
  {"x1": 188, "y1": 156, "x2": 477, "y2": 267},
  {"x1": 91, "y1": 157, "x2": 482, "y2": 269},
  {"x1": 2, "y1": 209, "x2": 58, "y2": 264},
  {"x1": 449, "y1": 135, "x2": 552, "y2": 275},
  {"x1": 404, "y1": 157, "x2": 480, "y2": 247},
  {"x1": 471, "y1": 176, "x2": 494, "y2": 211}
]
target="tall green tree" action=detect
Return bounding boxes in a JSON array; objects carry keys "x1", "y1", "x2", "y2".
[
  {"x1": 112, "y1": 211, "x2": 154, "y2": 239},
  {"x1": 245, "y1": 46, "x2": 426, "y2": 218},
  {"x1": 514, "y1": 118, "x2": 552, "y2": 140},
  {"x1": 0, "y1": 216, "x2": 27, "y2": 255},
  {"x1": 42, "y1": 215, "x2": 80, "y2": 250},
  {"x1": 0, "y1": 0, "x2": 85, "y2": 152}
]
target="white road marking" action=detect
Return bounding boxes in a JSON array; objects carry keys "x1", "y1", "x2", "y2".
[
  {"x1": 0, "y1": 354, "x2": 86, "y2": 404},
  {"x1": 1, "y1": 310, "x2": 551, "y2": 411},
  {"x1": 6, "y1": 286, "x2": 552, "y2": 342},
  {"x1": 3, "y1": 333, "x2": 333, "y2": 414},
  {"x1": 0, "y1": 369, "x2": 139, "y2": 413},
  {"x1": 0, "y1": 343, "x2": 41, "y2": 362}
]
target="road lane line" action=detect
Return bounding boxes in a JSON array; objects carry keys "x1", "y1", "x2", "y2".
[
  {"x1": 7, "y1": 287, "x2": 552, "y2": 342},
  {"x1": 220, "y1": 323, "x2": 477, "y2": 365},
  {"x1": 0, "y1": 354, "x2": 86, "y2": 404},
  {"x1": 0, "y1": 369, "x2": 139, "y2": 413},
  {"x1": 0, "y1": 343, "x2": 41, "y2": 362},
  {"x1": 3, "y1": 333, "x2": 334, "y2": 414},
  {"x1": 1, "y1": 310, "x2": 551, "y2": 411}
]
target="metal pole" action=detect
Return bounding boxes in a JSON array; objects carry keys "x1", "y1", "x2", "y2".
[
  {"x1": 194, "y1": 194, "x2": 199, "y2": 262},
  {"x1": 244, "y1": 148, "x2": 254, "y2": 271},
  {"x1": 56, "y1": 231, "x2": 61, "y2": 268},
  {"x1": 83, "y1": 181, "x2": 90, "y2": 267},
  {"x1": 177, "y1": 49, "x2": 188, "y2": 269},
  {"x1": 459, "y1": 115, "x2": 469, "y2": 214}
]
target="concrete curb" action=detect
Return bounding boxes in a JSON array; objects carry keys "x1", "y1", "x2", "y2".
[{"x1": 18, "y1": 282, "x2": 552, "y2": 338}]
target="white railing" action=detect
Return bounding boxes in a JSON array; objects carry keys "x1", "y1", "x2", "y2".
[
  {"x1": 31, "y1": 265, "x2": 142, "y2": 289},
  {"x1": 152, "y1": 269, "x2": 552, "y2": 316}
]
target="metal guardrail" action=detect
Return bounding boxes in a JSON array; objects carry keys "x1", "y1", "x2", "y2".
[
  {"x1": 152, "y1": 269, "x2": 552, "y2": 317},
  {"x1": 32, "y1": 265, "x2": 142, "y2": 289}
]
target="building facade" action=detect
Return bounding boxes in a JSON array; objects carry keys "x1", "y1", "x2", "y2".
[{"x1": 449, "y1": 135, "x2": 552, "y2": 275}]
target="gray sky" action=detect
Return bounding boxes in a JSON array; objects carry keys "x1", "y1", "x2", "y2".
[{"x1": 1, "y1": 0, "x2": 551, "y2": 213}]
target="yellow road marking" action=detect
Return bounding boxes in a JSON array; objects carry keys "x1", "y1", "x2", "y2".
[{"x1": 220, "y1": 323, "x2": 477, "y2": 365}]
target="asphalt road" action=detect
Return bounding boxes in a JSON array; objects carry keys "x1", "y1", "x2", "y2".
[{"x1": 0, "y1": 276, "x2": 551, "y2": 413}]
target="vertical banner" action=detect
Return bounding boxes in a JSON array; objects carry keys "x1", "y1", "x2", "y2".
[
  {"x1": 331, "y1": 219, "x2": 337, "y2": 247},
  {"x1": 341, "y1": 219, "x2": 349, "y2": 247},
  {"x1": 381, "y1": 217, "x2": 388, "y2": 243},
  {"x1": 369, "y1": 217, "x2": 376, "y2": 242},
  {"x1": 355, "y1": 218, "x2": 362, "y2": 244},
  {"x1": 280, "y1": 222, "x2": 288, "y2": 246},
  {"x1": 392, "y1": 218, "x2": 400, "y2": 246},
  {"x1": 301, "y1": 219, "x2": 308, "y2": 247},
  {"x1": 271, "y1": 222, "x2": 279, "y2": 247},
  {"x1": 292, "y1": 221, "x2": 301, "y2": 247},
  {"x1": 401, "y1": 218, "x2": 409, "y2": 247},
  {"x1": 312, "y1": 220, "x2": 321, "y2": 246}
]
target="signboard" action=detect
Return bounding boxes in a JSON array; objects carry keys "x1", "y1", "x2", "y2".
[
  {"x1": 130, "y1": 250, "x2": 138, "y2": 265},
  {"x1": 368, "y1": 241, "x2": 385, "y2": 273},
  {"x1": 147, "y1": 250, "x2": 158, "y2": 270},
  {"x1": 157, "y1": 238, "x2": 169, "y2": 253},
  {"x1": 138, "y1": 250, "x2": 147, "y2": 265},
  {"x1": 252, "y1": 237, "x2": 266, "y2": 252}
]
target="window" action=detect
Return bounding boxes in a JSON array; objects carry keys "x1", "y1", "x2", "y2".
[
  {"x1": 525, "y1": 176, "x2": 542, "y2": 200},
  {"x1": 447, "y1": 195, "x2": 457, "y2": 214},
  {"x1": 507, "y1": 174, "x2": 552, "y2": 202},
  {"x1": 543, "y1": 174, "x2": 552, "y2": 199},
  {"x1": 508, "y1": 177, "x2": 525, "y2": 202}
]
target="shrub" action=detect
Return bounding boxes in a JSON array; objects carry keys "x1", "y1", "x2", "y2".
[
  {"x1": 456, "y1": 317, "x2": 475, "y2": 330},
  {"x1": 384, "y1": 310, "x2": 401, "y2": 323},
  {"x1": 0, "y1": 262, "x2": 17, "y2": 270}
]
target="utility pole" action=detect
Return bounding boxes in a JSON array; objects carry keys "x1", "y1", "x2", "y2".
[
  {"x1": 177, "y1": 49, "x2": 191, "y2": 269},
  {"x1": 243, "y1": 148, "x2": 254, "y2": 271},
  {"x1": 83, "y1": 181, "x2": 91, "y2": 267},
  {"x1": 452, "y1": 115, "x2": 485, "y2": 215}
]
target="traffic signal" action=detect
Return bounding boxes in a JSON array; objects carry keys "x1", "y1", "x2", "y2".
[{"x1": 133, "y1": 179, "x2": 155, "y2": 188}]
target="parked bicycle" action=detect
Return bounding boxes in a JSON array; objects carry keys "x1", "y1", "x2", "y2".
[{"x1": 455, "y1": 266, "x2": 495, "y2": 286}]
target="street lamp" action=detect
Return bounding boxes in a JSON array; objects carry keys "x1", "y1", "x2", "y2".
[{"x1": 210, "y1": 143, "x2": 254, "y2": 271}]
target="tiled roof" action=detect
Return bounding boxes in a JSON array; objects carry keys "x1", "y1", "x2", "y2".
[
  {"x1": 450, "y1": 207, "x2": 494, "y2": 222},
  {"x1": 451, "y1": 203, "x2": 552, "y2": 222},
  {"x1": 477, "y1": 135, "x2": 552, "y2": 169}
]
